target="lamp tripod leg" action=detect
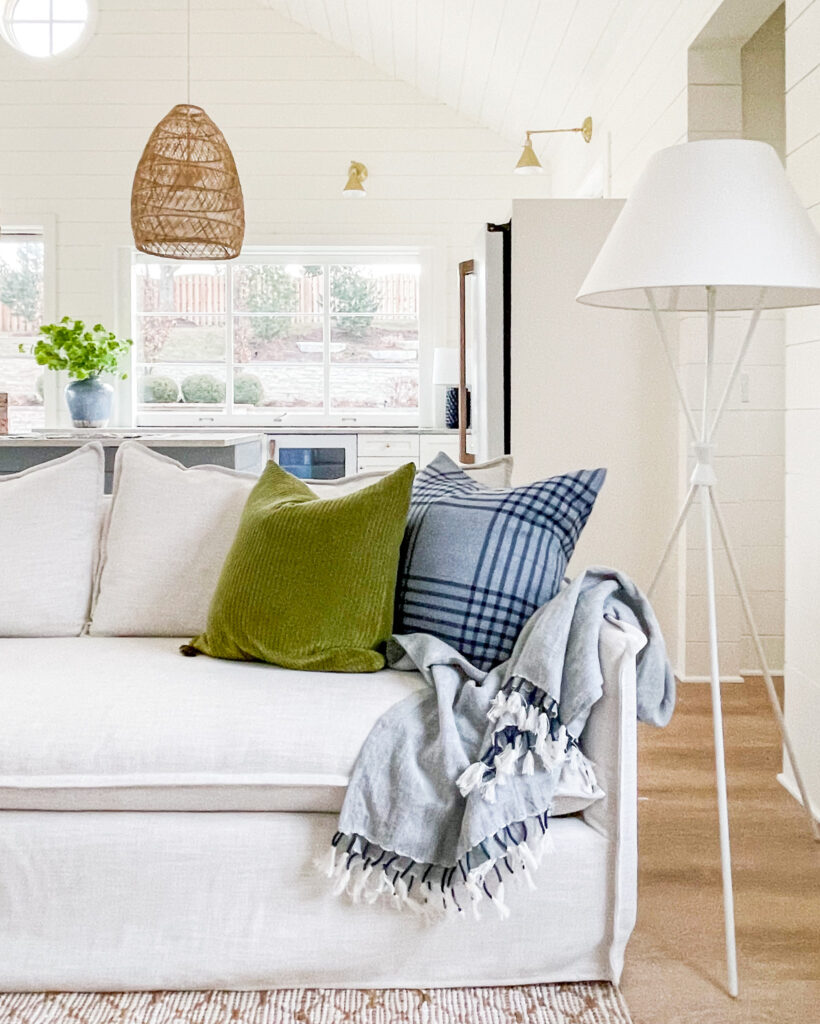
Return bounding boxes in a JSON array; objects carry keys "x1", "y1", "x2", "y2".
[
  {"x1": 700, "y1": 484, "x2": 739, "y2": 998},
  {"x1": 709, "y1": 491, "x2": 820, "y2": 841},
  {"x1": 648, "y1": 483, "x2": 697, "y2": 601}
]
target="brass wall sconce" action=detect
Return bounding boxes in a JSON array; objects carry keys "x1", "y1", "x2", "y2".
[
  {"x1": 343, "y1": 161, "x2": 368, "y2": 197},
  {"x1": 514, "y1": 116, "x2": 593, "y2": 174}
]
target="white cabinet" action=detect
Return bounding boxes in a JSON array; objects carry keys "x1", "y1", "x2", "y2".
[
  {"x1": 420, "y1": 433, "x2": 459, "y2": 467},
  {"x1": 358, "y1": 434, "x2": 419, "y2": 459},
  {"x1": 355, "y1": 432, "x2": 458, "y2": 474}
]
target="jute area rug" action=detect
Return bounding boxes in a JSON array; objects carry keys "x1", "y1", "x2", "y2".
[{"x1": 0, "y1": 984, "x2": 632, "y2": 1024}]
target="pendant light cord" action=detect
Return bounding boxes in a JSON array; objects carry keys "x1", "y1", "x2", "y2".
[{"x1": 186, "y1": 0, "x2": 191, "y2": 106}]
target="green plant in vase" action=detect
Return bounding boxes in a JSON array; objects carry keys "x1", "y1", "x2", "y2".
[{"x1": 20, "y1": 317, "x2": 132, "y2": 428}]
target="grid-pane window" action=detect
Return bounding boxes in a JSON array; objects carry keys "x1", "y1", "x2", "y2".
[
  {"x1": 0, "y1": 230, "x2": 45, "y2": 432},
  {"x1": 329, "y1": 264, "x2": 419, "y2": 412},
  {"x1": 134, "y1": 252, "x2": 421, "y2": 424},
  {"x1": 134, "y1": 263, "x2": 227, "y2": 413},
  {"x1": 3, "y1": 0, "x2": 89, "y2": 58}
]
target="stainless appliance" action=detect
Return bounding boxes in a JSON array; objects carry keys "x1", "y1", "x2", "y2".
[{"x1": 266, "y1": 433, "x2": 356, "y2": 480}]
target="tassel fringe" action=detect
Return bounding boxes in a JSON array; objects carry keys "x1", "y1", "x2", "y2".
[
  {"x1": 457, "y1": 679, "x2": 589, "y2": 802},
  {"x1": 321, "y1": 678, "x2": 598, "y2": 924},
  {"x1": 320, "y1": 812, "x2": 555, "y2": 923}
]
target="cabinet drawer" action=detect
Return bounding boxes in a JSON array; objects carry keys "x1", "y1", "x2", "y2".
[
  {"x1": 357, "y1": 434, "x2": 419, "y2": 458},
  {"x1": 420, "y1": 434, "x2": 460, "y2": 467},
  {"x1": 357, "y1": 456, "x2": 418, "y2": 474}
]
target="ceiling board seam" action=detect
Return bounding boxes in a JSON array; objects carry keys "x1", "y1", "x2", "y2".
[
  {"x1": 434, "y1": 0, "x2": 449, "y2": 100},
  {"x1": 495, "y1": 0, "x2": 544, "y2": 136},
  {"x1": 456, "y1": 0, "x2": 479, "y2": 113},
  {"x1": 587, "y1": 0, "x2": 685, "y2": 125},
  {"x1": 549, "y1": 0, "x2": 627, "y2": 146},
  {"x1": 388, "y1": 0, "x2": 397, "y2": 80},
  {"x1": 522, "y1": 0, "x2": 583, "y2": 131},
  {"x1": 474, "y1": 0, "x2": 511, "y2": 122}
]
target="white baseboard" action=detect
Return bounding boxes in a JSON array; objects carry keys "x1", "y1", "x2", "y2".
[
  {"x1": 675, "y1": 669, "x2": 785, "y2": 684},
  {"x1": 676, "y1": 674, "x2": 745, "y2": 684},
  {"x1": 777, "y1": 771, "x2": 820, "y2": 822}
]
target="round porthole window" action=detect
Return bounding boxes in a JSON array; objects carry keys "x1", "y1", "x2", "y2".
[{"x1": 2, "y1": 0, "x2": 90, "y2": 58}]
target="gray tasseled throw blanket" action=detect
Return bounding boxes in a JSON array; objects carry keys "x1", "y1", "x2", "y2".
[{"x1": 320, "y1": 567, "x2": 675, "y2": 920}]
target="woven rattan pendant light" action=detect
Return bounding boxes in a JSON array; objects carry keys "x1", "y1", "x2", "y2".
[{"x1": 131, "y1": 0, "x2": 244, "y2": 260}]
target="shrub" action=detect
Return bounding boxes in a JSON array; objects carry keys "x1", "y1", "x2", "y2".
[
  {"x1": 140, "y1": 375, "x2": 179, "y2": 403},
  {"x1": 233, "y1": 373, "x2": 264, "y2": 406},
  {"x1": 181, "y1": 373, "x2": 225, "y2": 404}
]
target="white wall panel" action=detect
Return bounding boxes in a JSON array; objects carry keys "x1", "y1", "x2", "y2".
[{"x1": 784, "y1": 0, "x2": 820, "y2": 813}]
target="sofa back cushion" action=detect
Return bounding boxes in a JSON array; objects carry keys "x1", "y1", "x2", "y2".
[
  {"x1": 0, "y1": 442, "x2": 104, "y2": 637},
  {"x1": 90, "y1": 448, "x2": 513, "y2": 637},
  {"x1": 90, "y1": 443, "x2": 258, "y2": 637},
  {"x1": 188, "y1": 460, "x2": 416, "y2": 672},
  {"x1": 395, "y1": 453, "x2": 606, "y2": 670}
]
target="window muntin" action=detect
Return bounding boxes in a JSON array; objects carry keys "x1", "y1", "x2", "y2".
[
  {"x1": 3, "y1": 0, "x2": 89, "y2": 58},
  {"x1": 134, "y1": 252, "x2": 421, "y2": 425},
  {"x1": 0, "y1": 229, "x2": 45, "y2": 433}
]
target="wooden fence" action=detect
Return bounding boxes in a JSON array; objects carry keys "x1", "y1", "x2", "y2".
[
  {"x1": 144, "y1": 272, "x2": 418, "y2": 317},
  {"x1": 0, "y1": 302, "x2": 35, "y2": 335}
]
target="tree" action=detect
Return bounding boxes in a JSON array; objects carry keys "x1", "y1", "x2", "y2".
[
  {"x1": 234, "y1": 265, "x2": 300, "y2": 360},
  {"x1": 0, "y1": 243, "x2": 44, "y2": 326},
  {"x1": 329, "y1": 265, "x2": 381, "y2": 338}
]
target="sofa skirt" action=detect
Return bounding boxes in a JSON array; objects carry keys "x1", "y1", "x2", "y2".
[{"x1": 0, "y1": 809, "x2": 617, "y2": 991}]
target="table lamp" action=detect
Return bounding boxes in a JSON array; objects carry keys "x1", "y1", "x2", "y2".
[{"x1": 433, "y1": 346, "x2": 463, "y2": 429}]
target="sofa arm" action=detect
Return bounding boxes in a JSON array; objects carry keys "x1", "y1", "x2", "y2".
[
  {"x1": 581, "y1": 615, "x2": 643, "y2": 835},
  {"x1": 579, "y1": 614, "x2": 645, "y2": 982}
]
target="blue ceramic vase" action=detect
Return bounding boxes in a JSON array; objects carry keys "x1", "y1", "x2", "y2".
[{"x1": 65, "y1": 376, "x2": 114, "y2": 428}]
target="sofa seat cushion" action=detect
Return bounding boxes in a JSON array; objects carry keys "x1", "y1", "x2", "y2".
[
  {"x1": 0, "y1": 637, "x2": 426, "y2": 812},
  {"x1": 0, "y1": 638, "x2": 603, "y2": 816}
]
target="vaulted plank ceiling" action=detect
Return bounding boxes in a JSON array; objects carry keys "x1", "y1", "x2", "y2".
[{"x1": 265, "y1": 1, "x2": 643, "y2": 150}]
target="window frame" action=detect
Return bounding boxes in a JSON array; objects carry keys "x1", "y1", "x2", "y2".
[
  {"x1": 1, "y1": 0, "x2": 95, "y2": 61},
  {"x1": 0, "y1": 216, "x2": 56, "y2": 431},
  {"x1": 132, "y1": 245, "x2": 435, "y2": 429}
]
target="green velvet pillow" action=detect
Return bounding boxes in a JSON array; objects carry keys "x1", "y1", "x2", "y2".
[{"x1": 185, "y1": 460, "x2": 415, "y2": 672}]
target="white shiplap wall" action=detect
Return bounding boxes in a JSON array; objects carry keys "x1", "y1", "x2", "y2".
[
  {"x1": 783, "y1": 0, "x2": 820, "y2": 813},
  {"x1": 267, "y1": 0, "x2": 730, "y2": 198},
  {"x1": 542, "y1": 0, "x2": 723, "y2": 198},
  {"x1": 267, "y1": 0, "x2": 630, "y2": 151},
  {"x1": 0, "y1": 0, "x2": 554, "y2": 383},
  {"x1": 681, "y1": 16, "x2": 786, "y2": 682},
  {"x1": 540, "y1": 0, "x2": 789, "y2": 681}
]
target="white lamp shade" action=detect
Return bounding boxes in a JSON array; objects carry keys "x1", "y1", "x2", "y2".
[
  {"x1": 576, "y1": 139, "x2": 820, "y2": 311},
  {"x1": 433, "y1": 347, "x2": 460, "y2": 386}
]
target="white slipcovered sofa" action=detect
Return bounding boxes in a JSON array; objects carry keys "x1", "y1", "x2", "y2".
[{"x1": 0, "y1": 442, "x2": 643, "y2": 991}]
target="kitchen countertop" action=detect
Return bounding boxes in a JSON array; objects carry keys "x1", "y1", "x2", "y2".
[
  {"x1": 0, "y1": 432, "x2": 265, "y2": 447},
  {"x1": 1, "y1": 427, "x2": 460, "y2": 443}
]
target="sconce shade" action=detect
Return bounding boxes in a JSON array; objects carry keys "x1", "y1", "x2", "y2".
[
  {"x1": 577, "y1": 139, "x2": 820, "y2": 311},
  {"x1": 343, "y1": 160, "x2": 367, "y2": 197},
  {"x1": 131, "y1": 104, "x2": 245, "y2": 261},
  {"x1": 514, "y1": 138, "x2": 543, "y2": 175}
]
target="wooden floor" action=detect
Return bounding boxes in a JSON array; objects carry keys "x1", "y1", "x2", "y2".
[{"x1": 621, "y1": 680, "x2": 820, "y2": 1024}]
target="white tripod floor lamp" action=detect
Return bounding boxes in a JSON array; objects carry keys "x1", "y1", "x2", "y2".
[{"x1": 576, "y1": 139, "x2": 820, "y2": 998}]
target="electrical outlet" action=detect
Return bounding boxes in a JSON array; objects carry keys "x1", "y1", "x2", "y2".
[{"x1": 740, "y1": 373, "x2": 750, "y2": 404}]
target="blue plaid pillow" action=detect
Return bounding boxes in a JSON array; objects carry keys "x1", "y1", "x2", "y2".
[{"x1": 395, "y1": 453, "x2": 606, "y2": 670}]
